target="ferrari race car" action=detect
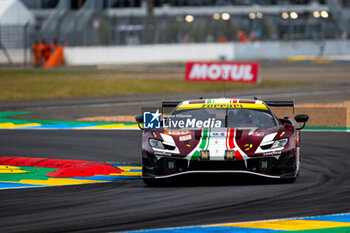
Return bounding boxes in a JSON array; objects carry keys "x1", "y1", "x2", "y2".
[{"x1": 136, "y1": 98, "x2": 309, "y2": 185}]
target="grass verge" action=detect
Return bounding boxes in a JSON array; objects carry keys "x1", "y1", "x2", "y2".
[{"x1": 0, "y1": 69, "x2": 307, "y2": 101}]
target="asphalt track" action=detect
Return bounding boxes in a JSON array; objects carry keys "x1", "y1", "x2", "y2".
[{"x1": 0, "y1": 130, "x2": 349, "y2": 233}]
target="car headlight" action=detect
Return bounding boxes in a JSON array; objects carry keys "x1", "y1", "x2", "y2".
[
  {"x1": 271, "y1": 138, "x2": 288, "y2": 149},
  {"x1": 149, "y1": 139, "x2": 165, "y2": 149}
]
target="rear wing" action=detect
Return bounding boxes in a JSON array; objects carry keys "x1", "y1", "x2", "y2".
[
  {"x1": 162, "y1": 101, "x2": 180, "y2": 108},
  {"x1": 162, "y1": 100, "x2": 296, "y2": 112},
  {"x1": 163, "y1": 100, "x2": 294, "y2": 107},
  {"x1": 265, "y1": 100, "x2": 295, "y2": 113}
]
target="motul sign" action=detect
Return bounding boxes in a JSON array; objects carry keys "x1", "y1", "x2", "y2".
[{"x1": 185, "y1": 62, "x2": 260, "y2": 83}]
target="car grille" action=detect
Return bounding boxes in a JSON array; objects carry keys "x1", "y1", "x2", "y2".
[{"x1": 189, "y1": 161, "x2": 246, "y2": 171}]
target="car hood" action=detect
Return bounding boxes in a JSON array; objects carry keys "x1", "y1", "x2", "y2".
[{"x1": 147, "y1": 124, "x2": 295, "y2": 158}]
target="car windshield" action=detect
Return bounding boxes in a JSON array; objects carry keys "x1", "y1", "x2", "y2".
[{"x1": 169, "y1": 107, "x2": 277, "y2": 128}]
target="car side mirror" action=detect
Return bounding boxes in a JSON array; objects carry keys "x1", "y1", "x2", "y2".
[
  {"x1": 135, "y1": 114, "x2": 143, "y2": 123},
  {"x1": 294, "y1": 114, "x2": 309, "y2": 130},
  {"x1": 135, "y1": 114, "x2": 144, "y2": 130}
]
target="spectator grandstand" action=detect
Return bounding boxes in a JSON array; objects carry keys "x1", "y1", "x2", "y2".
[
  {"x1": 1, "y1": 0, "x2": 350, "y2": 65},
  {"x1": 18, "y1": 0, "x2": 350, "y2": 46}
]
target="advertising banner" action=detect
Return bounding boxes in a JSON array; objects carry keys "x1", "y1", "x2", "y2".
[{"x1": 185, "y1": 62, "x2": 260, "y2": 83}]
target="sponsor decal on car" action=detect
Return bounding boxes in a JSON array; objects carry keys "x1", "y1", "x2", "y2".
[
  {"x1": 263, "y1": 151, "x2": 282, "y2": 156},
  {"x1": 203, "y1": 103, "x2": 244, "y2": 108},
  {"x1": 244, "y1": 143, "x2": 253, "y2": 151},
  {"x1": 252, "y1": 132, "x2": 264, "y2": 136},
  {"x1": 185, "y1": 62, "x2": 260, "y2": 83},
  {"x1": 176, "y1": 103, "x2": 268, "y2": 111},
  {"x1": 179, "y1": 135, "x2": 192, "y2": 141},
  {"x1": 164, "y1": 129, "x2": 191, "y2": 135},
  {"x1": 154, "y1": 151, "x2": 172, "y2": 156},
  {"x1": 211, "y1": 132, "x2": 227, "y2": 137}
]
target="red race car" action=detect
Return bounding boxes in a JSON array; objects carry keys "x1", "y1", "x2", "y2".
[{"x1": 136, "y1": 98, "x2": 308, "y2": 185}]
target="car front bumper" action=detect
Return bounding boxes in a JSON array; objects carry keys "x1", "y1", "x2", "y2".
[{"x1": 142, "y1": 149, "x2": 298, "y2": 180}]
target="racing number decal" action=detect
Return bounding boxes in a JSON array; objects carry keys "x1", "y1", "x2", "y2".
[
  {"x1": 189, "y1": 128, "x2": 211, "y2": 161},
  {"x1": 225, "y1": 128, "x2": 244, "y2": 161}
]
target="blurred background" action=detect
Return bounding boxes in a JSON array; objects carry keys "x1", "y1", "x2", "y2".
[
  {"x1": 1, "y1": 0, "x2": 350, "y2": 65},
  {"x1": 0, "y1": 0, "x2": 349, "y2": 130}
]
